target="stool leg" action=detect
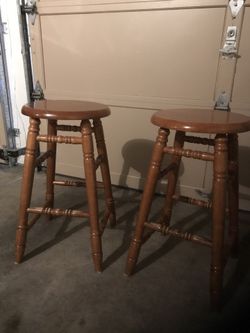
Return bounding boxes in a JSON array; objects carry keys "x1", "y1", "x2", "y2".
[
  {"x1": 46, "y1": 120, "x2": 57, "y2": 216},
  {"x1": 81, "y1": 119, "x2": 102, "y2": 272},
  {"x1": 125, "y1": 128, "x2": 170, "y2": 275},
  {"x1": 228, "y1": 134, "x2": 239, "y2": 256},
  {"x1": 160, "y1": 130, "x2": 185, "y2": 225},
  {"x1": 93, "y1": 118, "x2": 116, "y2": 227},
  {"x1": 16, "y1": 118, "x2": 40, "y2": 263},
  {"x1": 210, "y1": 134, "x2": 228, "y2": 310}
]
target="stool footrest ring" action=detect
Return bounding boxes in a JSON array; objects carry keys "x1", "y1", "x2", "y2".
[
  {"x1": 56, "y1": 124, "x2": 81, "y2": 132},
  {"x1": 27, "y1": 207, "x2": 89, "y2": 218},
  {"x1": 37, "y1": 135, "x2": 82, "y2": 144},
  {"x1": 184, "y1": 135, "x2": 215, "y2": 146},
  {"x1": 172, "y1": 194, "x2": 212, "y2": 209},
  {"x1": 54, "y1": 179, "x2": 86, "y2": 187},
  {"x1": 27, "y1": 200, "x2": 51, "y2": 230},
  {"x1": 144, "y1": 222, "x2": 212, "y2": 247},
  {"x1": 164, "y1": 146, "x2": 214, "y2": 161},
  {"x1": 53, "y1": 179, "x2": 104, "y2": 189}
]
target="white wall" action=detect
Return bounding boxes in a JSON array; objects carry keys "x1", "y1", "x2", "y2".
[{"x1": 0, "y1": 0, "x2": 29, "y2": 154}]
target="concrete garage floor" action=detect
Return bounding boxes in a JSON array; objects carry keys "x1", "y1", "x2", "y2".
[{"x1": 0, "y1": 164, "x2": 250, "y2": 333}]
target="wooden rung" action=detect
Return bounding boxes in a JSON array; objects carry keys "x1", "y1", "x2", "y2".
[
  {"x1": 53, "y1": 179, "x2": 104, "y2": 189},
  {"x1": 36, "y1": 135, "x2": 82, "y2": 144},
  {"x1": 53, "y1": 180, "x2": 86, "y2": 187},
  {"x1": 27, "y1": 201, "x2": 51, "y2": 230},
  {"x1": 56, "y1": 124, "x2": 81, "y2": 132},
  {"x1": 173, "y1": 194, "x2": 212, "y2": 209},
  {"x1": 27, "y1": 207, "x2": 89, "y2": 218},
  {"x1": 144, "y1": 222, "x2": 212, "y2": 247},
  {"x1": 35, "y1": 150, "x2": 53, "y2": 166},
  {"x1": 184, "y1": 135, "x2": 215, "y2": 146},
  {"x1": 164, "y1": 146, "x2": 214, "y2": 161}
]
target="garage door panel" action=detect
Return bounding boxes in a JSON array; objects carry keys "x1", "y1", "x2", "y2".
[{"x1": 40, "y1": 8, "x2": 224, "y2": 104}]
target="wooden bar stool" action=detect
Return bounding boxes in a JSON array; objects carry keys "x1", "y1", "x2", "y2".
[
  {"x1": 125, "y1": 108, "x2": 250, "y2": 309},
  {"x1": 16, "y1": 100, "x2": 116, "y2": 272}
]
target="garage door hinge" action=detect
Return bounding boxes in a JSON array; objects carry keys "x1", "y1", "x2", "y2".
[
  {"x1": 31, "y1": 81, "x2": 44, "y2": 100},
  {"x1": 229, "y1": 0, "x2": 245, "y2": 18},
  {"x1": 214, "y1": 92, "x2": 230, "y2": 111},
  {"x1": 219, "y1": 26, "x2": 237, "y2": 58},
  {"x1": 21, "y1": 1, "x2": 37, "y2": 25}
]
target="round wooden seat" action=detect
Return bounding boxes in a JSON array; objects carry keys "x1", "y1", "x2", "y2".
[
  {"x1": 16, "y1": 99, "x2": 116, "y2": 273},
  {"x1": 22, "y1": 100, "x2": 110, "y2": 120},
  {"x1": 152, "y1": 109, "x2": 250, "y2": 134}
]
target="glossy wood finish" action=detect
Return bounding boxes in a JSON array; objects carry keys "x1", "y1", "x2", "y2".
[
  {"x1": 126, "y1": 128, "x2": 170, "y2": 274},
  {"x1": 160, "y1": 131, "x2": 185, "y2": 226},
  {"x1": 152, "y1": 109, "x2": 250, "y2": 134},
  {"x1": 93, "y1": 119, "x2": 116, "y2": 230},
  {"x1": 125, "y1": 109, "x2": 250, "y2": 310},
  {"x1": 16, "y1": 118, "x2": 40, "y2": 263},
  {"x1": 81, "y1": 119, "x2": 102, "y2": 272},
  {"x1": 16, "y1": 100, "x2": 116, "y2": 272},
  {"x1": 210, "y1": 134, "x2": 228, "y2": 308},
  {"x1": 46, "y1": 120, "x2": 57, "y2": 218},
  {"x1": 227, "y1": 134, "x2": 239, "y2": 256},
  {"x1": 22, "y1": 100, "x2": 110, "y2": 120}
]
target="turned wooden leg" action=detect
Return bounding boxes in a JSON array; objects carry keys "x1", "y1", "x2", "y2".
[
  {"x1": 227, "y1": 134, "x2": 239, "y2": 257},
  {"x1": 81, "y1": 119, "x2": 102, "y2": 272},
  {"x1": 210, "y1": 134, "x2": 228, "y2": 310},
  {"x1": 125, "y1": 128, "x2": 170, "y2": 276},
  {"x1": 46, "y1": 120, "x2": 57, "y2": 216},
  {"x1": 16, "y1": 117, "x2": 40, "y2": 263},
  {"x1": 160, "y1": 130, "x2": 185, "y2": 225},
  {"x1": 93, "y1": 118, "x2": 116, "y2": 228}
]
